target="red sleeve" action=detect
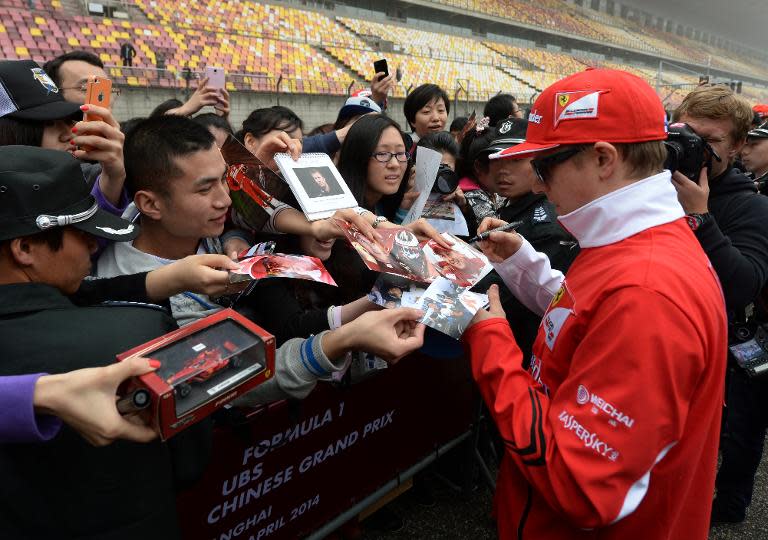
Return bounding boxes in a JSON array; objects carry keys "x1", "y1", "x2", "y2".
[{"x1": 463, "y1": 287, "x2": 706, "y2": 528}]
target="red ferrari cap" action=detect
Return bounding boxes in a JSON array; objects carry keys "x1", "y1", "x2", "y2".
[
  {"x1": 491, "y1": 68, "x2": 667, "y2": 159},
  {"x1": 753, "y1": 104, "x2": 768, "y2": 118}
]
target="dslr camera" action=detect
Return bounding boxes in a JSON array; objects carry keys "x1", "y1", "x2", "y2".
[
  {"x1": 432, "y1": 163, "x2": 459, "y2": 194},
  {"x1": 729, "y1": 324, "x2": 768, "y2": 377},
  {"x1": 664, "y1": 122, "x2": 721, "y2": 182}
]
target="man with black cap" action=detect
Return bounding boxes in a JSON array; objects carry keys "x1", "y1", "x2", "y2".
[
  {"x1": 485, "y1": 118, "x2": 578, "y2": 272},
  {"x1": 0, "y1": 145, "x2": 190, "y2": 539},
  {"x1": 742, "y1": 121, "x2": 768, "y2": 193},
  {"x1": 0, "y1": 59, "x2": 127, "y2": 210},
  {"x1": 479, "y1": 117, "x2": 578, "y2": 360}
]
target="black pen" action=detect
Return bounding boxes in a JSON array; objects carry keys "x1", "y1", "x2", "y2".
[{"x1": 467, "y1": 220, "x2": 523, "y2": 244}]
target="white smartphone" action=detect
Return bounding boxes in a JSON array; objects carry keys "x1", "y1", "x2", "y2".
[{"x1": 204, "y1": 66, "x2": 225, "y2": 89}]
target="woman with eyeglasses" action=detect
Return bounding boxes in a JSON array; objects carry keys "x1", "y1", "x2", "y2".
[{"x1": 337, "y1": 114, "x2": 412, "y2": 220}]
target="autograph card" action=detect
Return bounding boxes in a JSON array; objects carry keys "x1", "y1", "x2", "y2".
[
  {"x1": 418, "y1": 278, "x2": 489, "y2": 339},
  {"x1": 339, "y1": 222, "x2": 438, "y2": 283},
  {"x1": 230, "y1": 254, "x2": 336, "y2": 286},
  {"x1": 423, "y1": 233, "x2": 492, "y2": 287},
  {"x1": 367, "y1": 273, "x2": 427, "y2": 309}
]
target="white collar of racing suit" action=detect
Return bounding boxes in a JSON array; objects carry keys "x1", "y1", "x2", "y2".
[{"x1": 557, "y1": 170, "x2": 684, "y2": 249}]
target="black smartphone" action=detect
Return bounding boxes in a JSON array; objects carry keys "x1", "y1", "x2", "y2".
[{"x1": 373, "y1": 58, "x2": 389, "y2": 79}]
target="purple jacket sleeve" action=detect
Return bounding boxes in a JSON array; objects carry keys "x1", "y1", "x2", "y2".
[
  {"x1": 91, "y1": 175, "x2": 130, "y2": 216},
  {"x1": 0, "y1": 374, "x2": 62, "y2": 444}
]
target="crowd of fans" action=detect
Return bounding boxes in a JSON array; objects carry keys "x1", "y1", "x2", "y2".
[{"x1": 4, "y1": 45, "x2": 768, "y2": 540}]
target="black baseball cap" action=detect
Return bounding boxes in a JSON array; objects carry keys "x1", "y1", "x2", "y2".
[
  {"x1": 481, "y1": 118, "x2": 528, "y2": 157},
  {"x1": 748, "y1": 121, "x2": 768, "y2": 140},
  {"x1": 0, "y1": 146, "x2": 139, "y2": 242},
  {"x1": 0, "y1": 60, "x2": 82, "y2": 121}
]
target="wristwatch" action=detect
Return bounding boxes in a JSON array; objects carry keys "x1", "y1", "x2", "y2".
[
  {"x1": 372, "y1": 215, "x2": 388, "y2": 229},
  {"x1": 686, "y1": 212, "x2": 712, "y2": 231}
]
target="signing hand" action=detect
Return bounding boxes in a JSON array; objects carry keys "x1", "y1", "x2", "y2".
[{"x1": 476, "y1": 217, "x2": 523, "y2": 262}]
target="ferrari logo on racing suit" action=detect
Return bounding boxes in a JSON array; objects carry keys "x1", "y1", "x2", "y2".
[{"x1": 542, "y1": 281, "x2": 576, "y2": 351}]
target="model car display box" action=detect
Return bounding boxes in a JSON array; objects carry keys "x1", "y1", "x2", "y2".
[{"x1": 117, "y1": 308, "x2": 275, "y2": 440}]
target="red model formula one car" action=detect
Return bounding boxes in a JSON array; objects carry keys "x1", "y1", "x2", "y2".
[{"x1": 167, "y1": 341, "x2": 241, "y2": 398}]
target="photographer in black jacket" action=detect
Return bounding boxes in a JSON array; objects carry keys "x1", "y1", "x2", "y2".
[{"x1": 672, "y1": 85, "x2": 768, "y2": 524}]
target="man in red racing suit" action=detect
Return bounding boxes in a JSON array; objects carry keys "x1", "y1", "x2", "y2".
[{"x1": 463, "y1": 69, "x2": 728, "y2": 539}]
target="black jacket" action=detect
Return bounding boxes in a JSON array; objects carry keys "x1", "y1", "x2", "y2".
[
  {"x1": 0, "y1": 283, "x2": 183, "y2": 540},
  {"x1": 696, "y1": 166, "x2": 768, "y2": 318},
  {"x1": 246, "y1": 279, "x2": 332, "y2": 346},
  {"x1": 499, "y1": 193, "x2": 578, "y2": 273}
]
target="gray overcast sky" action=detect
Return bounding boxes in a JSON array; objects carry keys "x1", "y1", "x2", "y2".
[{"x1": 621, "y1": 0, "x2": 767, "y2": 51}]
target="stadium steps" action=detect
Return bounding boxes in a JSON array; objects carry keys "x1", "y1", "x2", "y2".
[
  {"x1": 123, "y1": 4, "x2": 151, "y2": 25},
  {"x1": 500, "y1": 66, "x2": 541, "y2": 94},
  {"x1": 314, "y1": 45, "x2": 366, "y2": 91},
  {"x1": 335, "y1": 17, "x2": 393, "y2": 52},
  {"x1": 482, "y1": 42, "x2": 535, "y2": 71}
]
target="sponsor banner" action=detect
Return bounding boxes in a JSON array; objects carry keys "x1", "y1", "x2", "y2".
[{"x1": 176, "y1": 353, "x2": 475, "y2": 539}]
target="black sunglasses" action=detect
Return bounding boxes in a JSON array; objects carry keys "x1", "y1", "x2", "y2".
[{"x1": 531, "y1": 146, "x2": 586, "y2": 183}]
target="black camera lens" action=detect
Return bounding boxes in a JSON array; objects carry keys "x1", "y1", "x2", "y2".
[
  {"x1": 664, "y1": 123, "x2": 709, "y2": 183},
  {"x1": 432, "y1": 164, "x2": 459, "y2": 194}
]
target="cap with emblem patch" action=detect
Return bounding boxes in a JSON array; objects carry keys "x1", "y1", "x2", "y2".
[
  {"x1": 748, "y1": 121, "x2": 768, "y2": 140},
  {"x1": 0, "y1": 59, "x2": 82, "y2": 121},
  {"x1": 482, "y1": 118, "x2": 528, "y2": 158},
  {"x1": 0, "y1": 146, "x2": 138, "y2": 242},
  {"x1": 491, "y1": 68, "x2": 667, "y2": 160},
  {"x1": 337, "y1": 89, "x2": 382, "y2": 123}
]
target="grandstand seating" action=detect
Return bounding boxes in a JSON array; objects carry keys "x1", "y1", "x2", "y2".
[
  {"x1": 324, "y1": 46, "x2": 533, "y2": 101},
  {"x1": 422, "y1": 0, "x2": 768, "y2": 78},
  {"x1": 136, "y1": 0, "x2": 360, "y2": 48},
  {"x1": 337, "y1": 18, "x2": 503, "y2": 65},
  {"x1": 1, "y1": 0, "x2": 767, "y2": 108}
]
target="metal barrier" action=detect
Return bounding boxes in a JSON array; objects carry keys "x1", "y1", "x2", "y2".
[{"x1": 106, "y1": 65, "x2": 357, "y2": 96}]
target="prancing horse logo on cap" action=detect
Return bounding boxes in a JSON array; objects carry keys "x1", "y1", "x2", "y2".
[
  {"x1": 553, "y1": 89, "x2": 608, "y2": 128},
  {"x1": 31, "y1": 68, "x2": 59, "y2": 95}
]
